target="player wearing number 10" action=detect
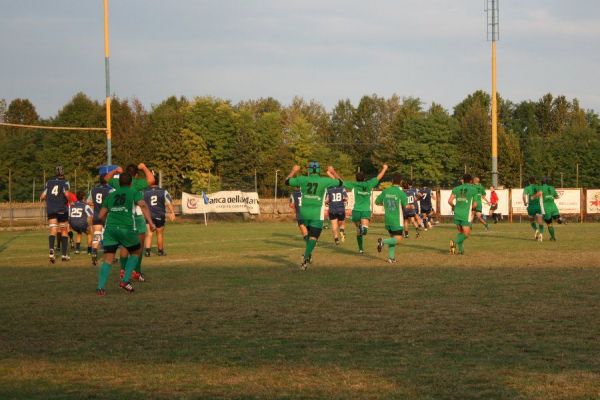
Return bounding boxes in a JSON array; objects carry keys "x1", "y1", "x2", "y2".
[{"x1": 286, "y1": 162, "x2": 343, "y2": 270}]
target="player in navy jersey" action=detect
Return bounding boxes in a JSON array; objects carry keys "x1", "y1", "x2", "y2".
[
  {"x1": 69, "y1": 191, "x2": 94, "y2": 255},
  {"x1": 325, "y1": 186, "x2": 348, "y2": 245},
  {"x1": 87, "y1": 174, "x2": 115, "y2": 265},
  {"x1": 144, "y1": 180, "x2": 175, "y2": 256},
  {"x1": 40, "y1": 166, "x2": 71, "y2": 263},
  {"x1": 402, "y1": 181, "x2": 422, "y2": 239},
  {"x1": 289, "y1": 188, "x2": 308, "y2": 240},
  {"x1": 418, "y1": 185, "x2": 436, "y2": 230}
]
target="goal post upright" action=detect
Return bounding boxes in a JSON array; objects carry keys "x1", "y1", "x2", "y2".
[{"x1": 103, "y1": 0, "x2": 112, "y2": 165}]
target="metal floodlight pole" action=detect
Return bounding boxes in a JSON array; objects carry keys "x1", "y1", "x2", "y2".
[
  {"x1": 103, "y1": 0, "x2": 112, "y2": 165},
  {"x1": 274, "y1": 170, "x2": 280, "y2": 213},
  {"x1": 486, "y1": 0, "x2": 499, "y2": 188}
]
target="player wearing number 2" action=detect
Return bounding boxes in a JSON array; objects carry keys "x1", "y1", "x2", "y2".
[
  {"x1": 87, "y1": 174, "x2": 115, "y2": 265},
  {"x1": 144, "y1": 179, "x2": 175, "y2": 256},
  {"x1": 40, "y1": 165, "x2": 71, "y2": 263},
  {"x1": 286, "y1": 161, "x2": 343, "y2": 270}
]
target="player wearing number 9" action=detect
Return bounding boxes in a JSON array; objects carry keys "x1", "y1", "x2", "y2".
[{"x1": 87, "y1": 174, "x2": 115, "y2": 266}]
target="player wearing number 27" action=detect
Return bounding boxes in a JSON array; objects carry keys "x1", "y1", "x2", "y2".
[
  {"x1": 285, "y1": 162, "x2": 343, "y2": 270},
  {"x1": 144, "y1": 178, "x2": 175, "y2": 257}
]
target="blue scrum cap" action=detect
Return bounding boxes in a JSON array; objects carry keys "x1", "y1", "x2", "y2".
[{"x1": 308, "y1": 161, "x2": 321, "y2": 174}]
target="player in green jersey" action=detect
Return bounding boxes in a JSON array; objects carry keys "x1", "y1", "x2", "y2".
[
  {"x1": 472, "y1": 177, "x2": 490, "y2": 230},
  {"x1": 522, "y1": 176, "x2": 544, "y2": 241},
  {"x1": 448, "y1": 174, "x2": 478, "y2": 255},
  {"x1": 105, "y1": 163, "x2": 155, "y2": 281},
  {"x1": 375, "y1": 174, "x2": 410, "y2": 263},
  {"x1": 329, "y1": 164, "x2": 388, "y2": 254},
  {"x1": 286, "y1": 161, "x2": 343, "y2": 270},
  {"x1": 539, "y1": 176, "x2": 562, "y2": 241},
  {"x1": 95, "y1": 172, "x2": 155, "y2": 296}
]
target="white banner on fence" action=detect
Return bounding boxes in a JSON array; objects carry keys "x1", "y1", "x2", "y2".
[
  {"x1": 439, "y1": 189, "x2": 508, "y2": 216},
  {"x1": 586, "y1": 190, "x2": 600, "y2": 214},
  {"x1": 555, "y1": 189, "x2": 581, "y2": 214},
  {"x1": 181, "y1": 191, "x2": 260, "y2": 215},
  {"x1": 511, "y1": 189, "x2": 526, "y2": 215}
]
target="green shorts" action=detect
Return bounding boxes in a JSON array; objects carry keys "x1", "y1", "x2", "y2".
[
  {"x1": 453, "y1": 217, "x2": 472, "y2": 228},
  {"x1": 385, "y1": 225, "x2": 404, "y2": 235},
  {"x1": 351, "y1": 210, "x2": 371, "y2": 223},
  {"x1": 103, "y1": 226, "x2": 141, "y2": 252},
  {"x1": 527, "y1": 205, "x2": 541, "y2": 217},
  {"x1": 543, "y1": 203, "x2": 560, "y2": 221},
  {"x1": 303, "y1": 219, "x2": 324, "y2": 230},
  {"x1": 135, "y1": 215, "x2": 147, "y2": 234}
]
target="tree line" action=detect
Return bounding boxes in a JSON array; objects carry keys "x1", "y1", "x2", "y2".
[{"x1": 0, "y1": 91, "x2": 599, "y2": 202}]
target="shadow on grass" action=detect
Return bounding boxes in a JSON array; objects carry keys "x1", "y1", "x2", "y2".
[{"x1": 0, "y1": 235, "x2": 19, "y2": 254}]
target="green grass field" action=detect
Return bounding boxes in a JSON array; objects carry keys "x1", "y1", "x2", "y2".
[{"x1": 0, "y1": 221, "x2": 599, "y2": 399}]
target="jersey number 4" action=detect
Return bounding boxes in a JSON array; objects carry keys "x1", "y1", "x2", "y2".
[
  {"x1": 51, "y1": 185, "x2": 59, "y2": 196},
  {"x1": 306, "y1": 183, "x2": 318, "y2": 195}
]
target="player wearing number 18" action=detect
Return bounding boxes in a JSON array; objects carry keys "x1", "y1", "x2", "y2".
[
  {"x1": 286, "y1": 162, "x2": 343, "y2": 270},
  {"x1": 96, "y1": 172, "x2": 155, "y2": 296},
  {"x1": 144, "y1": 179, "x2": 175, "y2": 256}
]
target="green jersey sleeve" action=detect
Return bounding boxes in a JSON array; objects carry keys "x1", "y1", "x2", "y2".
[
  {"x1": 400, "y1": 191, "x2": 408, "y2": 208},
  {"x1": 288, "y1": 176, "x2": 306, "y2": 187},
  {"x1": 366, "y1": 177, "x2": 379, "y2": 190},
  {"x1": 343, "y1": 181, "x2": 356, "y2": 190},
  {"x1": 133, "y1": 178, "x2": 149, "y2": 191},
  {"x1": 108, "y1": 178, "x2": 119, "y2": 189},
  {"x1": 134, "y1": 190, "x2": 143, "y2": 203},
  {"x1": 322, "y1": 177, "x2": 342, "y2": 188},
  {"x1": 375, "y1": 191, "x2": 384, "y2": 205}
]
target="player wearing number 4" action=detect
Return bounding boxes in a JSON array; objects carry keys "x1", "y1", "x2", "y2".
[
  {"x1": 329, "y1": 164, "x2": 388, "y2": 254},
  {"x1": 375, "y1": 174, "x2": 409, "y2": 263},
  {"x1": 40, "y1": 165, "x2": 71, "y2": 263},
  {"x1": 285, "y1": 162, "x2": 343, "y2": 270},
  {"x1": 87, "y1": 174, "x2": 115, "y2": 265},
  {"x1": 96, "y1": 172, "x2": 155, "y2": 296},
  {"x1": 144, "y1": 178, "x2": 175, "y2": 256}
]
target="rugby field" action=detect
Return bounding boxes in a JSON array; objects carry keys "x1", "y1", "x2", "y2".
[{"x1": 0, "y1": 221, "x2": 599, "y2": 399}]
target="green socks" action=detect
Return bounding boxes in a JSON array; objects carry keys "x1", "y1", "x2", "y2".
[
  {"x1": 456, "y1": 233, "x2": 466, "y2": 253},
  {"x1": 530, "y1": 222, "x2": 538, "y2": 231},
  {"x1": 304, "y1": 239, "x2": 317, "y2": 259},
  {"x1": 548, "y1": 226, "x2": 555, "y2": 239},
  {"x1": 362, "y1": 227, "x2": 368, "y2": 235},
  {"x1": 383, "y1": 238, "x2": 397, "y2": 259},
  {"x1": 356, "y1": 235, "x2": 364, "y2": 251},
  {"x1": 539, "y1": 225, "x2": 545, "y2": 234},
  {"x1": 123, "y1": 255, "x2": 139, "y2": 282},
  {"x1": 119, "y1": 256, "x2": 128, "y2": 271},
  {"x1": 97, "y1": 262, "x2": 112, "y2": 290},
  {"x1": 135, "y1": 251, "x2": 144, "y2": 274}
]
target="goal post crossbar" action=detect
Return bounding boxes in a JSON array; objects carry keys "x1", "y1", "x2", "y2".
[{"x1": 0, "y1": 122, "x2": 106, "y2": 132}]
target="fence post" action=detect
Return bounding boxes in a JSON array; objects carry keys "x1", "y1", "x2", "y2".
[
  {"x1": 508, "y1": 189, "x2": 513, "y2": 223},
  {"x1": 8, "y1": 168, "x2": 13, "y2": 228}
]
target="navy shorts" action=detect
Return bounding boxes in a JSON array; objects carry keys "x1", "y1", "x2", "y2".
[
  {"x1": 152, "y1": 216, "x2": 166, "y2": 229},
  {"x1": 421, "y1": 207, "x2": 432, "y2": 215},
  {"x1": 328, "y1": 212, "x2": 346, "y2": 222},
  {"x1": 48, "y1": 211, "x2": 68, "y2": 223},
  {"x1": 404, "y1": 211, "x2": 416, "y2": 218},
  {"x1": 70, "y1": 223, "x2": 88, "y2": 234}
]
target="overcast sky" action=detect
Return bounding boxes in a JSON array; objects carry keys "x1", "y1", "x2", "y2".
[{"x1": 1, "y1": 0, "x2": 599, "y2": 117}]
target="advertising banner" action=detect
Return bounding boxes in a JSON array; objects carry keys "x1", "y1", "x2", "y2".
[
  {"x1": 182, "y1": 191, "x2": 260, "y2": 215},
  {"x1": 586, "y1": 190, "x2": 600, "y2": 214},
  {"x1": 439, "y1": 189, "x2": 508, "y2": 216}
]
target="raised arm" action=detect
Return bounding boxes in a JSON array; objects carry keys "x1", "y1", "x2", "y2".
[
  {"x1": 105, "y1": 166, "x2": 123, "y2": 182},
  {"x1": 138, "y1": 163, "x2": 155, "y2": 186},
  {"x1": 376, "y1": 164, "x2": 389, "y2": 181},
  {"x1": 285, "y1": 165, "x2": 301, "y2": 185},
  {"x1": 326, "y1": 165, "x2": 341, "y2": 180}
]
